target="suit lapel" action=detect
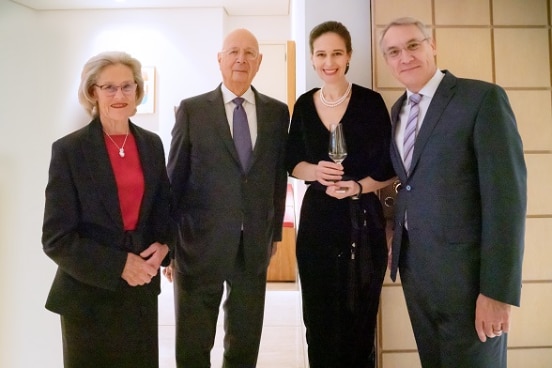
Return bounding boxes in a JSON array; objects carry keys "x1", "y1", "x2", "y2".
[
  {"x1": 81, "y1": 120, "x2": 122, "y2": 227},
  {"x1": 132, "y1": 123, "x2": 156, "y2": 231},
  {"x1": 250, "y1": 87, "x2": 270, "y2": 169},
  {"x1": 409, "y1": 71, "x2": 457, "y2": 175},
  {"x1": 209, "y1": 86, "x2": 244, "y2": 168},
  {"x1": 390, "y1": 93, "x2": 408, "y2": 178}
]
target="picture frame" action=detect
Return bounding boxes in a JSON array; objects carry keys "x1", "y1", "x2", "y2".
[{"x1": 137, "y1": 66, "x2": 155, "y2": 114}]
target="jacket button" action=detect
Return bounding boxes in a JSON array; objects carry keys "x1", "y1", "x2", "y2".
[{"x1": 405, "y1": 185, "x2": 412, "y2": 191}]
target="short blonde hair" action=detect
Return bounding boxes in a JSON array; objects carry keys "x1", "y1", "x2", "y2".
[{"x1": 78, "y1": 51, "x2": 144, "y2": 117}]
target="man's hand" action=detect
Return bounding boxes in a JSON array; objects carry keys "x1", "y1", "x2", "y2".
[
  {"x1": 271, "y1": 242, "x2": 279, "y2": 257},
  {"x1": 163, "y1": 259, "x2": 174, "y2": 283},
  {"x1": 475, "y1": 293, "x2": 512, "y2": 342}
]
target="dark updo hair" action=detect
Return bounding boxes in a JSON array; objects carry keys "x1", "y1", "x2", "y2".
[{"x1": 309, "y1": 21, "x2": 353, "y2": 73}]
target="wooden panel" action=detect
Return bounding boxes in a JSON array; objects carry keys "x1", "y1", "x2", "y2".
[
  {"x1": 435, "y1": 28, "x2": 493, "y2": 83},
  {"x1": 524, "y1": 218, "x2": 552, "y2": 281},
  {"x1": 267, "y1": 184, "x2": 297, "y2": 282},
  {"x1": 373, "y1": 44, "x2": 405, "y2": 89},
  {"x1": 494, "y1": 29, "x2": 550, "y2": 88},
  {"x1": 377, "y1": 90, "x2": 405, "y2": 112},
  {"x1": 508, "y1": 91, "x2": 552, "y2": 152},
  {"x1": 508, "y1": 348, "x2": 552, "y2": 367},
  {"x1": 380, "y1": 286, "x2": 417, "y2": 350},
  {"x1": 526, "y1": 154, "x2": 552, "y2": 216},
  {"x1": 492, "y1": 0, "x2": 549, "y2": 25},
  {"x1": 267, "y1": 226, "x2": 297, "y2": 281},
  {"x1": 435, "y1": 0, "x2": 490, "y2": 25},
  {"x1": 372, "y1": 0, "x2": 432, "y2": 26},
  {"x1": 382, "y1": 352, "x2": 422, "y2": 368},
  {"x1": 509, "y1": 283, "x2": 552, "y2": 346},
  {"x1": 286, "y1": 40, "x2": 296, "y2": 116}
]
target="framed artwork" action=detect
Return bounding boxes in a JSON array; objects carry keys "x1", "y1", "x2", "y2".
[{"x1": 137, "y1": 66, "x2": 155, "y2": 114}]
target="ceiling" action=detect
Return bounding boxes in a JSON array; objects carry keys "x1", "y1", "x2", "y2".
[{"x1": 9, "y1": 0, "x2": 290, "y2": 16}]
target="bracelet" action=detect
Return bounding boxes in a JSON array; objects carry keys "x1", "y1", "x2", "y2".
[
  {"x1": 352, "y1": 181, "x2": 363, "y2": 199},
  {"x1": 355, "y1": 181, "x2": 363, "y2": 196}
]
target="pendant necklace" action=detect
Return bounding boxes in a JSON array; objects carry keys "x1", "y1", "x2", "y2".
[
  {"x1": 104, "y1": 130, "x2": 129, "y2": 158},
  {"x1": 320, "y1": 82, "x2": 352, "y2": 108}
]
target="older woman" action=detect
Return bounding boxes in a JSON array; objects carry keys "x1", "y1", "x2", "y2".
[{"x1": 42, "y1": 51, "x2": 174, "y2": 368}]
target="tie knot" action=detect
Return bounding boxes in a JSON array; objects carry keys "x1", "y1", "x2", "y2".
[
  {"x1": 410, "y1": 93, "x2": 422, "y2": 104},
  {"x1": 233, "y1": 97, "x2": 245, "y2": 107}
]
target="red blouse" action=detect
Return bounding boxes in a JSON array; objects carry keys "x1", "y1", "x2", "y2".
[{"x1": 104, "y1": 133, "x2": 144, "y2": 230}]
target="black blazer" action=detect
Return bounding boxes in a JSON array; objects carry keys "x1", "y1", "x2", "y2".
[
  {"x1": 389, "y1": 71, "x2": 527, "y2": 306},
  {"x1": 167, "y1": 85, "x2": 289, "y2": 279},
  {"x1": 43, "y1": 119, "x2": 174, "y2": 317}
]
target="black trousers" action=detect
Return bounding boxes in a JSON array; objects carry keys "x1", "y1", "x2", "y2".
[
  {"x1": 297, "y1": 237, "x2": 387, "y2": 368},
  {"x1": 399, "y1": 230, "x2": 508, "y2": 367},
  {"x1": 173, "y1": 240, "x2": 268, "y2": 368}
]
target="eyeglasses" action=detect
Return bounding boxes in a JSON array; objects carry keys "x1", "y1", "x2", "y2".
[
  {"x1": 221, "y1": 47, "x2": 259, "y2": 61},
  {"x1": 384, "y1": 38, "x2": 429, "y2": 59},
  {"x1": 94, "y1": 82, "x2": 137, "y2": 96}
]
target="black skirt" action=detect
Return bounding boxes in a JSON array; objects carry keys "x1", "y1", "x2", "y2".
[{"x1": 60, "y1": 286, "x2": 159, "y2": 368}]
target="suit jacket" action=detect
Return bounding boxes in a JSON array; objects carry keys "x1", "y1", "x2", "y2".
[
  {"x1": 389, "y1": 71, "x2": 527, "y2": 306},
  {"x1": 167, "y1": 84, "x2": 289, "y2": 279},
  {"x1": 43, "y1": 119, "x2": 175, "y2": 317}
]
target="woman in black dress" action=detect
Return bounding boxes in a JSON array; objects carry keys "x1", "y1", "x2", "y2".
[{"x1": 286, "y1": 21, "x2": 396, "y2": 368}]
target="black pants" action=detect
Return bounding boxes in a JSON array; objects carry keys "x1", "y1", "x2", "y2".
[
  {"x1": 173, "y1": 247, "x2": 267, "y2": 368},
  {"x1": 399, "y1": 230, "x2": 508, "y2": 367},
  {"x1": 298, "y1": 239, "x2": 387, "y2": 368}
]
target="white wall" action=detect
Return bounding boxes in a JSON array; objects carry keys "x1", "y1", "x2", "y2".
[
  {"x1": 0, "y1": 2, "x2": 59, "y2": 367},
  {"x1": 303, "y1": 0, "x2": 372, "y2": 90},
  {"x1": 0, "y1": 1, "x2": 289, "y2": 366}
]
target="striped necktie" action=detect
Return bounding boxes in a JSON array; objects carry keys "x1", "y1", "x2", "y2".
[{"x1": 403, "y1": 93, "x2": 422, "y2": 173}]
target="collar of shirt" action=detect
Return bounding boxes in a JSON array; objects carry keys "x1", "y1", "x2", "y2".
[
  {"x1": 396, "y1": 69, "x2": 445, "y2": 155},
  {"x1": 406, "y1": 69, "x2": 445, "y2": 102},
  {"x1": 221, "y1": 84, "x2": 255, "y2": 105}
]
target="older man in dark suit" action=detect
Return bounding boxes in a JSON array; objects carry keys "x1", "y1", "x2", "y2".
[
  {"x1": 166, "y1": 28, "x2": 289, "y2": 368},
  {"x1": 380, "y1": 17, "x2": 527, "y2": 367}
]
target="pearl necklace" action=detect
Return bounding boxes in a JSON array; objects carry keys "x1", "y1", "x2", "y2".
[
  {"x1": 319, "y1": 82, "x2": 352, "y2": 108},
  {"x1": 104, "y1": 131, "x2": 129, "y2": 158}
]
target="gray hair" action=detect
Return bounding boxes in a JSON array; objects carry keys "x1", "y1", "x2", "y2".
[
  {"x1": 379, "y1": 17, "x2": 432, "y2": 51},
  {"x1": 78, "y1": 51, "x2": 144, "y2": 117}
]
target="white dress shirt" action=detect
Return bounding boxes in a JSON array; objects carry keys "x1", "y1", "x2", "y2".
[
  {"x1": 221, "y1": 84, "x2": 258, "y2": 148},
  {"x1": 395, "y1": 69, "x2": 445, "y2": 162}
]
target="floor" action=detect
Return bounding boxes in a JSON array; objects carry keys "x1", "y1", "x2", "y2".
[{"x1": 158, "y1": 277, "x2": 308, "y2": 368}]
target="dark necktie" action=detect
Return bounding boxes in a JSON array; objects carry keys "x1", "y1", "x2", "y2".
[
  {"x1": 232, "y1": 97, "x2": 252, "y2": 170},
  {"x1": 403, "y1": 93, "x2": 422, "y2": 173}
]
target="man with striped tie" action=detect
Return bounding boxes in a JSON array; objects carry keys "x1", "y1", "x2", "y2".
[{"x1": 380, "y1": 17, "x2": 527, "y2": 368}]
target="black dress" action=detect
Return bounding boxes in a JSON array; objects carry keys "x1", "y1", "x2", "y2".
[{"x1": 285, "y1": 84, "x2": 395, "y2": 368}]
